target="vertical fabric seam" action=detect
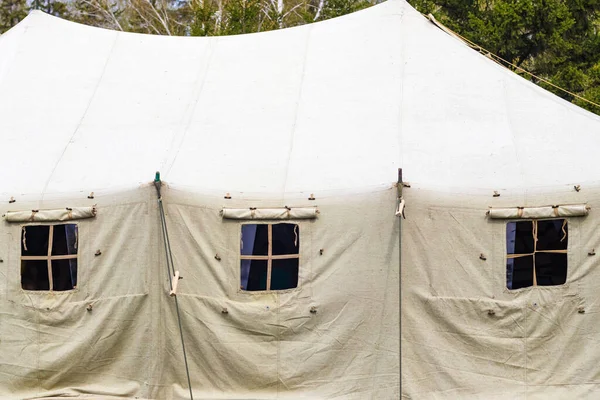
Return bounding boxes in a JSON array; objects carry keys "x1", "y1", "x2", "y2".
[
  {"x1": 40, "y1": 32, "x2": 120, "y2": 201},
  {"x1": 163, "y1": 39, "x2": 217, "y2": 177},
  {"x1": 282, "y1": 25, "x2": 313, "y2": 197}
]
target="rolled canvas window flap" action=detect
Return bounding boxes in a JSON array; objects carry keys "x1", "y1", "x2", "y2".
[
  {"x1": 221, "y1": 207, "x2": 318, "y2": 220},
  {"x1": 4, "y1": 207, "x2": 97, "y2": 222},
  {"x1": 487, "y1": 204, "x2": 589, "y2": 219}
]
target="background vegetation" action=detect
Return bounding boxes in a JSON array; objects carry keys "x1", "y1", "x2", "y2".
[{"x1": 2, "y1": 0, "x2": 600, "y2": 113}]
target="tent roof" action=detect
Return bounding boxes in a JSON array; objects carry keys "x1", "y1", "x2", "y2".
[{"x1": 1, "y1": 0, "x2": 599, "y2": 200}]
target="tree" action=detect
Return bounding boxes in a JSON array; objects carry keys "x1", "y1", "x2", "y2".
[
  {"x1": 189, "y1": 0, "x2": 371, "y2": 37},
  {"x1": 0, "y1": 0, "x2": 28, "y2": 34},
  {"x1": 1, "y1": 0, "x2": 375, "y2": 37},
  {"x1": 31, "y1": 0, "x2": 71, "y2": 18},
  {"x1": 68, "y1": 0, "x2": 125, "y2": 31},
  {"x1": 314, "y1": 0, "x2": 370, "y2": 21}
]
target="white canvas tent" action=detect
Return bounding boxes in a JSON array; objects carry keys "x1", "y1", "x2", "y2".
[{"x1": 1, "y1": 0, "x2": 600, "y2": 398}]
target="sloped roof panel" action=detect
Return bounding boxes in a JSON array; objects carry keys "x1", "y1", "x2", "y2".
[{"x1": 0, "y1": 0, "x2": 599, "y2": 198}]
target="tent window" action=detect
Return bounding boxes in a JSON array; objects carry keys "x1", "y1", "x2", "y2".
[
  {"x1": 240, "y1": 223, "x2": 299, "y2": 291},
  {"x1": 21, "y1": 224, "x2": 78, "y2": 291},
  {"x1": 506, "y1": 219, "x2": 567, "y2": 290}
]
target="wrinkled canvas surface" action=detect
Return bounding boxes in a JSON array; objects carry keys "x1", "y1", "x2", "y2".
[
  {"x1": 402, "y1": 186, "x2": 600, "y2": 399},
  {"x1": 4, "y1": 206, "x2": 97, "y2": 222},
  {"x1": 0, "y1": 186, "x2": 399, "y2": 399},
  {"x1": 2, "y1": 0, "x2": 600, "y2": 398},
  {"x1": 221, "y1": 207, "x2": 318, "y2": 220},
  {"x1": 487, "y1": 204, "x2": 589, "y2": 219}
]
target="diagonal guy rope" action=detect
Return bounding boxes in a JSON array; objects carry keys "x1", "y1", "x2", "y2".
[
  {"x1": 427, "y1": 14, "x2": 600, "y2": 111},
  {"x1": 154, "y1": 173, "x2": 194, "y2": 400}
]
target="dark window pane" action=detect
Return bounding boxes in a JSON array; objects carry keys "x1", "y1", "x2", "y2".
[
  {"x1": 509, "y1": 256, "x2": 534, "y2": 290},
  {"x1": 272, "y1": 224, "x2": 299, "y2": 255},
  {"x1": 507, "y1": 221, "x2": 534, "y2": 254},
  {"x1": 245, "y1": 260, "x2": 268, "y2": 291},
  {"x1": 52, "y1": 225, "x2": 68, "y2": 256},
  {"x1": 271, "y1": 258, "x2": 299, "y2": 290},
  {"x1": 52, "y1": 259, "x2": 76, "y2": 291},
  {"x1": 507, "y1": 258, "x2": 514, "y2": 289},
  {"x1": 21, "y1": 226, "x2": 50, "y2": 256},
  {"x1": 21, "y1": 260, "x2": 49, "y2": 290},
  {"x1": 66, "y1": 225, "x2": 78, "y2": 255},
  {"x1": 536, "y1": 253, "x2": 567, "y2": 286},
  {"x1": 51, "y1": 224, "x2": 78, "y2": 256},
  {"x1": 69, "y1": 258, "x2": 78, "y2": 288},
  {"x1": 537, "y1": 219, "x2": 567, "y2": 251},
  {"x1": 240, "y1": 259, "x2": 251, "y2": 290},
  {"x1": 241, "y1": 224, "x2": 268, "y2": 256}
]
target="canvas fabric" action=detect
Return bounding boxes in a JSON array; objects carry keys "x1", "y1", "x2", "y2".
[
  {"x1": 487, "y1": 204, "x2": 589, "y2": 219},
  {"x1": 2, "y1": 0, "x2": 600, "y2": 200},
  {"x1": 221, "y1": 207, "x2": 319, "y2": 220},
  {"x1": 2, "y1": 0, "x2": 600, "y2": 398},
  {"x1": 402, "y1": 186, "x2": 600, "y2": 399},
  {"x1": 0, "y1": 185, "x2": 400, "y2": 399},
  {"x1": 3, "y1": 206, "x2": 97, "y2": 222}
]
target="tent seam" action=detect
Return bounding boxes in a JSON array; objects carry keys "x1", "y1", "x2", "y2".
[
  {"x1": 40, "y1": 32, "x2": 120, "y2": 202},
  {"x1": 162, "y1": 39, "x2": 217, "y2": 178},
  {"x1": 397, "y1": 7, "x2": 406, "y2": 206},
  {"x1": 282, "y1": 24, "x2": 313, "y2": 197},
  {"x1": 502, "y1": 77, "x2": 526, "y2": 195}
]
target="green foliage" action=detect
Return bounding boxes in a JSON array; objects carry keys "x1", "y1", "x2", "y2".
[
  {"x1": 0, "y1": 0, "x2": 28, "y2": 34},
  {"x1": 31, "y1": 0, "x2": 70, "y2": 17},
  {"x1": 190, "y1": 0, "x2": 220, "y2": 36},
  {"x1": 317, "y1": 0, "x2": 371, "y2": 21},
  {"x1": 189, "y1": 0, "x2": 371, "y2": 37},
  {"x1": 0, "y1": 0, "x2": 375, "y2": 37},
  {"x1": 190, "y1": 0, "x2": 270, "y2": 36},
  {"x1": 222, "y1": 0, "x2": 262, "y2": 34}
]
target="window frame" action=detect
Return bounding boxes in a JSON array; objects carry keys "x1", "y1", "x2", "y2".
[
  {"x1": 239, "y1": 222, "x2": 300, "y2": 292},
  {"x1": 506, "y1": 218, "x2": 568, "y2": 290},
  {"x1": 20, "y1": 223, "x2": 79, "y2": 292}
]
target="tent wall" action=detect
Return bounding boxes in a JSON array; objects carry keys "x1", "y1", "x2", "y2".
[
  {"x1": 3, "y1": 0, "x2": 600, "y2": 397},
  {"x1": 160, "y1": 186, "x2": 399, "y2": 399},
  {"x1": 402, "y1": 185, "x2": 600, "y2": 399},
  {"x1": 0, "y1": 185, "x2": 400, "y2": 399},
  {"x1": 0, "y1": 186, "x2": 160, "y2": 398}
]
